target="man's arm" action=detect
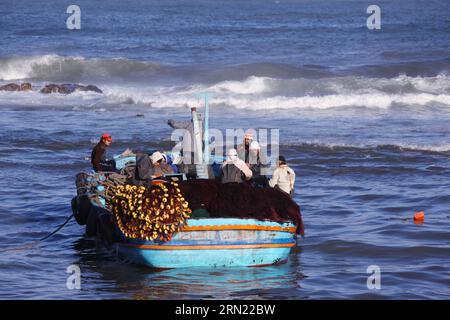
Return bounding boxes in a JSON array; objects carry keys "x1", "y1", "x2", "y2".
[
  {"x1": 235, "y1": 159, "x2": 253, "y2": 180},
  {"x1": 92, "y1": 146, "x2": 102, "y2": 172},
  {"x1": 168, "y1": 119, "x2": 191, "y2": 130},
  {"x1": 288, "y1": 168, "x2": 296, "y2": 190},
  {"x1": 268, "y1": 169, "x2": 279, "y2": 188}
]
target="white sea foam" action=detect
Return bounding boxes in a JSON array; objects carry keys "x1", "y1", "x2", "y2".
[
  {"x1": 210, "y1": 76, "x2": 269, "y2": 94},
  {"x1": 0, "y1": 54, "x2": 161, "y2": 81},
  {"x1": 102, "y1": 87, "x2": 450, "y2": 111},
  {"x1": 1, "y1": 55, "x2": 450, "y2": 111},
  {"x1": 0, "y1": 55, "x2": 65, "y2": 80},
  {"x1": 3, "y1": 80, "x2": 449, "y2": 111}
]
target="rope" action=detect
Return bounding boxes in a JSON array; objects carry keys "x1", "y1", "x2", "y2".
[
  {"x1": 0, "y1": 213, "x2": 75, "y2": 253},
  {"x1": 2, "y1": 171, "x2": 131, "y2": 253},
  {"x1": 39, "y1": 213, "x2": 74, "y2": 241}
]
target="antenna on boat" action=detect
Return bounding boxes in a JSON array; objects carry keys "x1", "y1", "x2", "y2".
[
  {"x1": 191, "y1": 92, "x2": 213, "y2": 179},
  {"x1": 197, "y1": 92, "x2": 213, "y2": 164}
]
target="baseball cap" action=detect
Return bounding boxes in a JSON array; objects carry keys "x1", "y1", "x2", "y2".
[{"x1": 101, "y1": 133, "x2": 112, "y2": 141}]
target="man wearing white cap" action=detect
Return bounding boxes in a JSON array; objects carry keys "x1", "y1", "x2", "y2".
[
  {"x1": 220, "y1": 148, "x2": 253, "y2": 184},
  {"x1": 150, "y1": 151, "x2": 174, "y2": 178},
  {"x1": 248, "y1": 141, "x2": 269, "y2": 187},
  {"x1": 237, "y1": 129, "x2": 256, "y2": 164}
]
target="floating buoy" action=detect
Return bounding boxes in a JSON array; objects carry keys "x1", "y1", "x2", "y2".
[{"x1": 414, "y1": 211, "x2": 425, "y2": 224}]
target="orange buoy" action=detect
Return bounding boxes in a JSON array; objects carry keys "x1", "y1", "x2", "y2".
[{"x1": 414, "y1": 211, "x2": 425, "y2": 224}]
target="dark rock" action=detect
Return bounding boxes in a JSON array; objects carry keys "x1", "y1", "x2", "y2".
[
  {"x1": 0, "y1": 82, "x2": 32, "y2": 92},
  {"x1": 81, "y1": 84, "x2": 102, "y2": 93},
  {"x1": 40, "y1": 83, "x2": 103, "y2": 94},
  {"x1": 40, "y1": 84, "x2": 68, "y2": 94},
  {"x1": 20, "y1": 83, "x2": 32, "y2": 91},
  {"x1": 1, "y1": 82, "x2": 102, "y2": 94}
]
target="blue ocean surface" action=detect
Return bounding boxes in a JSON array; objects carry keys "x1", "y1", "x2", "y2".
[{"x1": 0, "y1": 0, "x2": 450, "y2": 299}]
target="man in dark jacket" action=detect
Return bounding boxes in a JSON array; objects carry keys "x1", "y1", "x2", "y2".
[
  {"x1": 167, "y1": 109, "x2": 203, "y2": 165},
  {"x1": 248, "y1": 141, "x2": 269, "y2": 188},
  {"x1": 91, "y1": 133, "x2": 115, "y2": 172},
  {"x1": 237, "y1": 129, "x2": 255, "y2": 164}
]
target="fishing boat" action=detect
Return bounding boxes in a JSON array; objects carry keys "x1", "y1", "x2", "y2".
[
  {"x1": 73, "y1": 162, "x2": 298, "y2": 268},
  {"x1": 72, "y1": 107, "x2": 301, "y2": 268}
]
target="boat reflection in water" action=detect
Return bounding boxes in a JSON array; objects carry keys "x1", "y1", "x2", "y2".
[{"x1": 73, "y1": 239, "x2": 305, "y2": 299}]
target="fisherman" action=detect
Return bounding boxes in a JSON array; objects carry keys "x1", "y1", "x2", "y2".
[
  {"x1": 91, "y1": 134, "x2": 132, "y2": 172},
  {"x1": 167, "y1": 108, "x2": 204, "y2": 165},
  {"x1": 237, "y1": 129, "x2": 255, "y2": 164},
  {"x1": 91, "y1": 133, "x2": 116, "y2": 172},
  {"x1": 269, "y1": 156, "x2": 296, "y2": 197},
  {"x1": 151, "y1": 151, "x2": 175, "y2": 177},
  {"x1": 248, "y1": 141, "x2": 269, "y2": 188},
  {"x1": 220, "y1": 148, "x2": 253, "y2": 184}
]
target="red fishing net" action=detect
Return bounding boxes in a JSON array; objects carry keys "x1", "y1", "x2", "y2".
[{"x1": 179, "y1": 179, "x2": 304, "y2": 236}]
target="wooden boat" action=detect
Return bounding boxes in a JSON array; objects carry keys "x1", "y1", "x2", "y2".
[
  {"x1": 74, "y1": 109, "x2": 300, "y2": 268},
  {"x1": 73, "y1": 162, "x2": 298, "y2": 268},
  {"x1": 116, "y1": 218, "x2": 296, "y2": 268}
]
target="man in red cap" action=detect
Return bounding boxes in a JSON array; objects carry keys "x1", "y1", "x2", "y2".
[{"x1": 91, "y1": 133, "x2": 115, "y2": 172}]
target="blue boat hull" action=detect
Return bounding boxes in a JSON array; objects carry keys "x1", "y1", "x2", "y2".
[{"x1": 114, "y1": 218, "x2": 297, "y2": 268}]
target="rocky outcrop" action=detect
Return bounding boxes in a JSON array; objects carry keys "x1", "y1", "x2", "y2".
[
  {"x1": 0, "y1": 82, "x2": 102, "y2": 94},
  {"x1": 39, "y1": 84, "x2": 103, "y2": 94},
  {"x1": 0, "y1": 82, "x2": 32, "y2": 91}
]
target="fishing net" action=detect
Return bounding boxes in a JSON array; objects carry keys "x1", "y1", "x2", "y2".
[
  {"x1": 179, "y1": 180, "x2": 305, "y2": 236},
  {"x1": 86, "y1": 171, "x2": 304, "y2": 240}
]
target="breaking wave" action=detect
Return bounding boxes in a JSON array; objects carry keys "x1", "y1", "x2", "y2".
[
  {"x1": 281, "y1": 141, "x2": 450, "y2": 154},
  {"x1": 0, "y1": 55, "x2": 163, "y2": 82},
  {"x1": 1, "y1": 55, "x2": 450, "y2": 111},
  {"x1": 1, "y1": 54, "x2": 449, "y2": 82},
  {"x1": 101, "y1": 74, "x2": 450, "y2": 110}
]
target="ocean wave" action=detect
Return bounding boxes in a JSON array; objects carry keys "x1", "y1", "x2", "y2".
[
  {"x1": 280, "y1": 141, "x2": 450, "y2": 153},
  {"x1": 1, "y1": 54, "x2": 449, "y2": 84},
  {"x1": 0, "y1": 54, "x2": 332, "y2": 83},
  {"x1": 348, "y1": 57, "x2": 450, "y2": 78},
  {"x1": 2, "y1": 78, "x2": 450, "y2": 111},
  {"x1": 100, "y1": 75, "x2": 450, "y2": 110},
  {"x1": 0, "y1": 55, "x2": 163, "y2": 82},
  {"x1": 209, "y1": 92, "x2": 450, "y2": 110}
]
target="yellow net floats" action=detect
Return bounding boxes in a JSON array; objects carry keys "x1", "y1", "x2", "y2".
[{"x1": 108, "y1": 181, "x2": 191, "y2": 241}]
